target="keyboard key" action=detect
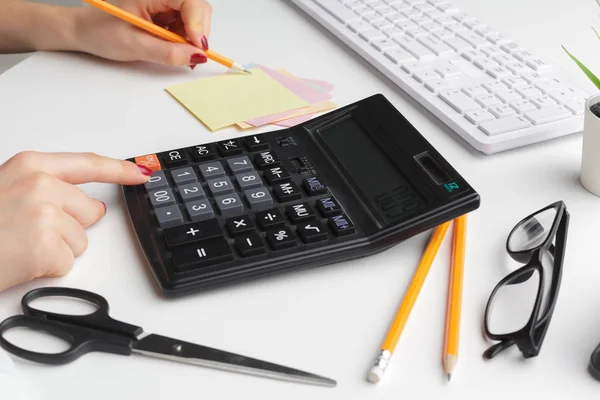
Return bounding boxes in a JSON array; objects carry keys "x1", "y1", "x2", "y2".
[
  {"x1": 171, "y1": 166, "x2": 197, "y2": 185},
  {"x1": 474, "y1": 25, "x2": 498, "y2": 37},
  {"x1": 382, "y1": 25, "x2": 405, "y2": 37},
  {"x1": 177, "y1": 182, "x2": 205, "y2": 201},
  {"x1": 461, "y1": 49, "x2": 486, "y2": 61},
  {"x1": 486, "y1": 33, "x2": 511, "y2": 45},
  {"x1": 372, "y1": 38, "x2": 398, "y2": 51},
  {"x1": 509, "y1": 99, "x2": 537, "y2": 114},
  {"x1": 372, "y1": 18, "x2": 394, "y2": 31},
  {"x1": 216, "y1": 139, "x2": 243, "y2": 157},
  {"x1": 443, "y1": 36, "x2": 472, "y2": 52},
  {"x1": 492, "y1": 52, "x2": 515, "y2": 65},
  {"x1": 474, "y1": 57, "x2": 499, "y2": 70},
  {"x1": 198, "y1": 161, "x2": 225, "y2": 180},
  {"x1": 529, "y1": 95, "x2": 556, "y2": 109},
  {"x1": 188, "y1": 144, "x2": 217, "y2": 162},
  {"x1": 496, "y1": 90, "x2": 522, "y2": 103},
  {"x1": 475, "y1": 93, "x2": 501, "y2": 108},
  {"x1": 395, "y1": 36, "x2": 435, "y2": 59},
  {"x1": 500, "y1": 42, "x2": 521, "y2": 54},
  {"x1": 155, "y1": 205, "x2": 183, "y2": 229},
  {"x1": 384, "y1": 47, "x2": 416, "y2": 63},
  {"x1": 521, "y1": 71, "x2": 547, "y2": 84},
  {"x1": 502, "y1": 76, "x2": 528, "y2": 89},
  {"x1": 439, "y1": 90, "x2": 480, "y2": 112},
  {"x1": 525, "y1": 58, "x2": 551, "y2": 72},
  {"x1": 479, "y1": 115, "x2": 531, "y2": 136},
  {"x1": 488, "y1": 104, "x2": 516, "y2": 118},
  {"x1": 160, "y1": 149, "x2": 188, "y2": 169},
  {"x1": 316, "y1": 196, "x2": 343, "y2": 217},
  {"x1": 255, "y1": 151, "x2": 282, "y2": 169},
  {"x1": 362, "y1": 12, "x2": 384, "y2": 24},
  {"x1": 243, "y1": 135, "x2": 269, "y2": 151},
  {"x1": 144, "y1": 171, "x2": 169, "y2": 190},
  {"x1": 463, "y1": 18, "x2": 485, "y2": 29},
  {"x1": 215, "y1": 193, "x2": 244, "y2": 216},
  {"x1": 417, "y1": 35, "x2": 453, "y2": 55},
  {"x1": 523, "y1": 106, "x2": 572, "y2": 125},
  {"x1": 413, "y1": 67, "x2": 441, "y2": 83},
  {"x1": 432, "y1": 28, "x2": 455, "y2": 40},
  {"x1": 328, "y1": 214, "x2": 356, "y2": 237},
  {"x1": 464, "y1": 108, "x2": 495, "y2": 124},
  {"x1": 486, "y1": 66, "x2": 512, "y2": 79},
  {"x1": 135, "y1": 153, "x2": 161, "y2": 172},
  {"x1": 452, "y1": 12, "x2": 474, "y2": 24},
  {"x1": 481, "y1": 46, "x2": 503, "y2": 57},
  {"x1": 425, "y1": 78, "x2": 455, "y2": 92},
  {"x1": 171, "y1": 237, "x2": 233, "y2": 271},
  {"x1": 401, "y1": 60, "x2": 427, "y2": 73},
  {"x1": 461, "y1": 84, "x2": 487, "y2": 98},
  {"x1": 534, "y1": 78, "x2": 566, "y2": 94},
  {"x1": 313, "y1": 0, "x2": 361, "y2": 23},
  {"x1": 436, "y1": 3, "x2": 459, "y2": 14},
  {"x1": 410, "y1": 14, "x2": 431, "y2": 25},
  {"x1": 235, "y1": 232, "x2": 266, "y2": 257},
  {"x1": 505, "y1": 62, "x2": 529, "y2": 75},
  {"x1": 359, "y1": 29, "x2": 386, "y2": 42},
  {"x1": 516, "y1": 85, "x2": 544, "y2": 98},
  {"x1": 266, "y1": 227, "x2": 297, "y2": 251},
  {"x1": 303, "y1": 176, "x2": 328, "y2": 196},
  {"x1": 244, "y1": 187, "x2": 273, "y2": 209},
  {"x1": 256, "y1": 209, "x2": 285, "y2": 231},
  {"x1": 287, "y1": 202, "x2": 318, "y2": 224},
  {"x1": 164, "y1": 219, "x2": 223, "y2": 248},
  {"x1": 226, "y1": 215, "x2": 255, "y2": 236},
  {"x1": 348, "y1": 19, "x2": 372, "y2": 32},
  {"x1": 564, "y1": 99, "x2": 585, "y2": 115},
  {"x1": 420, "y1": 20, "x2": 442, "y2": 33},
  {"x1": 482, "y1": 80, "x2": 509, "y2": 93},
  {"x1": 207, "y1": 177, "x2": 234, "y2": 196},
  {"x1": 149, "y1": 188, "x2": 176, "y2": 208},
  {"x1": 456, "y1": 30, "x2": 489, "y2": 47},
  {"x1": 185, "y1": 200, "x2": 214, "y2": 222}
]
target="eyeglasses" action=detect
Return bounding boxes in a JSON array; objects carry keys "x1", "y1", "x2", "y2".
[{"x1": 483, "y1": 201, "x2": 569, "y2": 360}]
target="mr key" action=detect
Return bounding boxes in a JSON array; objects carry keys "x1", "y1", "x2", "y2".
[{"x1": 123, "y1": 95, "x2": 480, "y2": 296}]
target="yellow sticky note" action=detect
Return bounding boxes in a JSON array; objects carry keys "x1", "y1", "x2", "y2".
[{"x1": 166, "y1": 68, "x2": 310, "y2": 131}]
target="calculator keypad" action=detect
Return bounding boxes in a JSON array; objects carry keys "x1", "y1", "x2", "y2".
[{"x1": 135, "y1": 137, "x2": 356, "y2": 271}]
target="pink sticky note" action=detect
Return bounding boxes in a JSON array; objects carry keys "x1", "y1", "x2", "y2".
[
  {"x1": 274, "y1": 114, "x2": 315, "y2": 127},
  {"x1": 244, "y1": 67, "x2": 332, "y2": 127}
]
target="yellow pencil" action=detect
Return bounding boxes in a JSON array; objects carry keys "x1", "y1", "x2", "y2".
[
  {"x1": 367, "y1": 221, "x2": 451, "y2": 384},
  {"x1": 443, "y1": 215, "x2": 467, "y2": 382},
  {"x1": 81, "y1": 0, "x2": 250, "y2": 73}
]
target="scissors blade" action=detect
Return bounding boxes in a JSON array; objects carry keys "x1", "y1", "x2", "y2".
[{"x1": 132, "y1": 334, "x2": 336, "y2": 387}]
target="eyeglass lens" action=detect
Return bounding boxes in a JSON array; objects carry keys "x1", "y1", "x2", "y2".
[{"x1": 507, "y1": 208, "x2": 557, "y2": 253}]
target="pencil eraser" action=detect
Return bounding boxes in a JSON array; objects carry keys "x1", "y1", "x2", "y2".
[{"x1": 367, "y1": 366, "x2": 384, "y2": 384}]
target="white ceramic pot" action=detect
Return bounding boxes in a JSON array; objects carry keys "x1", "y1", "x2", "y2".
[{"x1": 580, "y1": 92, "x2": 600, "y2": 197}]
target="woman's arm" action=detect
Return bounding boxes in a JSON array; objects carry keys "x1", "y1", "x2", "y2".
[{"x1": 0, "y1": 0, "x2": 80, "y2": 53}]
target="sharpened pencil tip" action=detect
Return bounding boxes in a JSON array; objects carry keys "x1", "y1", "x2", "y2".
[
  {"x1": 243, "y1": 69, "x2": 252, "y2": 74},
  {"x1": 447, "y1": 373, "x2": 451, "y2": 382}
]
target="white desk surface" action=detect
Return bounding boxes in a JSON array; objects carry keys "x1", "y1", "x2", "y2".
[{"x1": 1, "y1": 0, "x2": 600, "y2": 398}]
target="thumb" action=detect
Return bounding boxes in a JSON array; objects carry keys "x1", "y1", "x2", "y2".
[{"x1": 135, "y1": 34, "x2": 207, "y2": 66}]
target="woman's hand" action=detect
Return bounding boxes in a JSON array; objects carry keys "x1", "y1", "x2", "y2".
[
  {"x1": 74, "y1": 0, "x2": 213, "y2": 67},
  {"x1": 0, "y1": 152, "x2": 152, "y2": 292}
]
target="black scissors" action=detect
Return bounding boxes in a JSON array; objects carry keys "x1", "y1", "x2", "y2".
[{"x1": 0, "y1": 287, "x2": 336, "y2": 387}]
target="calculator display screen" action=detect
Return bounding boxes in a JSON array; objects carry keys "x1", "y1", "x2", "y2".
[{"x1": 320, "y1": 118, "x2": 425, "y2": 225}]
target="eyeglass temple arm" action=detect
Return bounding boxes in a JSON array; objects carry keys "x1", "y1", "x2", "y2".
[{"x1": 483, "y1": 339, "x2": 516, "y2": 360}]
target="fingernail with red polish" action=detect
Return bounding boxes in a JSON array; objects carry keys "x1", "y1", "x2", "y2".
[
  {"x1": 201, "y1": 35, "x2": 209, "y2": 51},
  {"x1": 137, "y1": 165, "x2": 153, "y2": 176},
  {"x1": 189, "y1": 64, "x2": 196, "y2": 70},
  {"x1": 190, "y1": 53, "x2": 207, "y2": 64}
]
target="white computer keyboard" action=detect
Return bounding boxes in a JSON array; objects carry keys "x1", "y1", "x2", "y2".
[{"x1": 290, "y1": 0, "x2": 591, "y2": 155}]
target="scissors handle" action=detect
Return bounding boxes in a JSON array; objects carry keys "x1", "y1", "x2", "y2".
[
  {"x1": 22, "y1": 287, "x2": 142, "y2": 339},
  {"x1": 0, "y1": 315, "x2": 133, "y2": 365}
]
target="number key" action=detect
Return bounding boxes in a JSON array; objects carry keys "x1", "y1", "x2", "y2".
[
  {"x1": 185, "y1": 199, "x2": 214, "y2": 222},
  {"x1": 227, "y1": 156, "x2": 253, "y2": 173},
  {"x1": 144, "y1": 171, "x2": 168, "y2": 190},
  {"x1": 244, "y1": 188, "x2": 273, "y2": 210},
  {"x1": 215, "y1": 193, "x2": 243, "y2": 216},
  {"x1": 198, "y1": 161, "x2": 225, "y2": 180},
  {"x1": 149, "y1": 188, "x2": 176, "y2": 208},
  {"x1": 171, "y1": 167, "x2": 197, "y2": 184},
  {"x1": 235, "y1": 171, "x2": 263, "y2": 190},
  {"x1": 177, "y1": 182, "x2": 205, "y2": 201},
  {"x1": 207, "y1": 177, "x2": 234, "y2": 196}
]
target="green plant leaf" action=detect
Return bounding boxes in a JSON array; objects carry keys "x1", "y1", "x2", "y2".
[
  {"x1": 562, "y1": 45, "x2": 600, "y2": 90},
  {"x1": 593, "y1": 26, "x2": 600, "y2": 41}
]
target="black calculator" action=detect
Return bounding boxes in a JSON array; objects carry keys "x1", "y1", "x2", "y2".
[{"x1": 123, "y1": 94, "x2": 480, "y2": 297}]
